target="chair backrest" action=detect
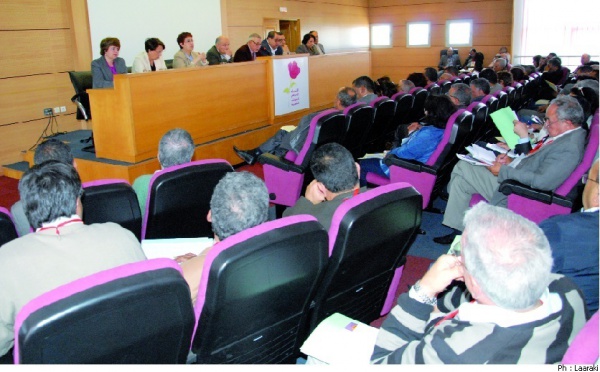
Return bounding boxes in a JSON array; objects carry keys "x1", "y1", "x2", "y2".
[
  {"x1": 142, "y1": 159, "x2": 234, "y2": 240},
  {"x1": 425, "y1": 83, "x2": 441, "y2": 95},
  {"x1": 164, "y1": 59, "x2": 174, "y2": 69},
  {"x1": 342, "y1": 102, "x2": 373, "y2": 159},
  {"x1": 503, "y1": 86, "x2": 516, "y2": 108},
  {"x1": 440, "y1": 80, "x2": 452, "y2": 94},
  {"x1": 408, "y1": 87, "x2": 428, "y2": 123},
  {"x1": 0, "y1": 206, "x2": 18, "y2": 246},
  {"x1": 481, "y1": 94, "x2": 499, "y2": 113},
  {"x1": 191, "y1": 215, "x2": 328, "y2": 364},
  {"x1": 562, "y1": 311, "x2": 599, "y2": 364},
  {"x1": 68, "y1": 71, "x2": 93, "y2": 120},
  {"x1": 558, "y1": 66, "x2": 571, "y2": 87},
  {"x1": 365, "y1": 97, "x2": 396, "y2": 149},
  {"x1": 309, "y1": 182, "x2": 422, "y2": 329},
  {"x1": 391, "y1": 92, "x2": 414, "y2": 128},
  {"x1": 285, "y1": 109, "x2": 346, "y2": 169},
  {"x1": 81, "y1": 179, "x2": 142, "y2": 241},
  {"x1": 14, "y1": 258, "x2": 195, "y2": 364},
  {"x1": 465, "y1": 102, "x2": 489, "y2": 144},
  {"x1": 425, "y1": 109, "x2": 471, "y2": 168},
  {"x1": 492, "y1": 89, "x2": 508, "y2": 109}
]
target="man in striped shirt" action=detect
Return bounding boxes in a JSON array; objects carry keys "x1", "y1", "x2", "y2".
[{"x1": 371, "y1": 203, "x2": 587, "y2": 364}]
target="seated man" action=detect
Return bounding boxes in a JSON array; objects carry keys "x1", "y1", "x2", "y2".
[
  {"x1": 206, "y1": 35, "x2": 232, "y2": 65},
  {"x1": 283, "y1": 143, "x2": 362, "y2": 230},
  {"x1": 180, "y1": 171, "x2": 269, "y2": 304},
  {"x1": 424, "y1": 67, "x2": 438, "y2": 85},
  {"x1": 371, "y1": 203, "x2": 586, "y2": 364},
  {"x1": 438, "y1": 47, "x2": 461, "y2": 71},
  {"x1": 233, "y1": 33, "x2": 262, "y2": 62},
  {"x1": 479, "y1": 68, "x2": 502, "y2": 94},
  {"x1": 539, "y1": 159, "x2": 599, "y2": 314},
  {"x1": 258, "y1": 31, "x2": 283, "y2": 57},
  {"x1": 132, "y1": 128, "x2": 195, "y2": 215},
  {"x1": 353, "y1": 76, "x2": 378, "y2": 104},
  {"x1": 462, "y1": 48, "x2": 477, "y2": 70},
  {"x1": 469, "y1": 77, "x2": 490, "y2": 102},
  {"x1": 11, "y1": 138, "x2": 75, "y2": 236},
  {"x1": 434, "y1": 95, "x2": 587, "y2": 244},
  {"x1": 399, "y1": 79, "x2": 415, "y2": 93},
  {"x1": 0, "y1": 161, "x2": 146, "y2": 358},
  {"x1": 309, "y1": 30, "x2": 325, "y2": 55},
  {"x1": 492, "y1": 57, "x2": 507, "y2": 73},
  {"x1": 233, "y1": 86, "x2": 357, "y2": 165},
  {"x1": 447, "y1": 83, "x2": 471, "y2": 109}
]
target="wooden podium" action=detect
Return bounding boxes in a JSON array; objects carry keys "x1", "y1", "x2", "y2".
[{"x1": 88, "y1": 51, "x2": 371, "y2": 166}]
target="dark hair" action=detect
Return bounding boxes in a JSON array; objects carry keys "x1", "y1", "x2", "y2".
[
  {"x1": 374, "y1": 76, "x2": 398, "y2": 97},
  {"x1": 548, "y1": 57, "x2": 562, "y2": 68},
  {"x1": 533, "y1": 55, "x2": 542, "y2": 65},
  {"x1": 510, "y1": 67, "x2": 525, "y2": 82},
  {"x1": 209, "y1": 172, "x2": 269, "y2": 240},
  {"x1": 177, "y1": 32, "x2": 192, "y2": 49},
  {"x1": 33, "y1": 139, "x2": 74, "y2": 165},
  {"x1": 267, "y1": 31, "x2": 277, "y2": 39},
  {"x1": 497, "y1": 71, "x2": 513, "y2": 87},
  {"x1": 302, "y1": 33, "x2": 316, "y2": 45},
  {"x1": 145, "y1": 38, "x2": 165, "y2": 53},
  {"x1": 424, "y1": 67, "x2": 438, "y2": 82},
  {"x1": 337, "y1": 87, "x2": 357, "y2": 108},
  {"x1": 100, "y1": 37, "x2": 120, "y2": 56},
  {"x1": 471, "y1": 78, "x2": 491, "y2": 95},
  {"x1": 422, "y1": 95, "x2": 458, "y2": 129},
  {"x1": 577, "y1": 65, "x2": 594, "y2": 75},
  {"x1": 474, "y1": 52, "x2": 485, "y2": 72},
  {"x1": 571, "y1": 86, "x2": 599, "y2": 117},
  {"x1": 406, "y1": 72, "x2": 427, "y2": 88},
  {"x1": 444, "y1": 66, "x2": 459, "y2": 76},
  {"x1": 352, "y1": 75, "x2": 375, "y2": 92},
  {"x1": 19, "y1": 160, "x2": 83, "y2": 229},
  {"x1": 310, "y1": 143, "x2": 357, "y2": 193},
  {"x1": 479, "y1": 68, "x2": 498, "y2": 84}
]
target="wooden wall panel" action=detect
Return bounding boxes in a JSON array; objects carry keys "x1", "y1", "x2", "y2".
[{"x1": 0, "y1": 0, "x2": 71, "y2": 29}]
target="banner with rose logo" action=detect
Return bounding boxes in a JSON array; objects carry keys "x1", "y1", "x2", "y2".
[{"x1": 273, "y1": 56, "x2": 310, "y2": 115}]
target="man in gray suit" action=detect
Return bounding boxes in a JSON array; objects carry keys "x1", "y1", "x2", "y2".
[
  {"x1": 438, "y1": 47, "x2": 461, "y2": 71},
  {"x1": 434, "y1": 95, "x2": 587, "y2": 244}
]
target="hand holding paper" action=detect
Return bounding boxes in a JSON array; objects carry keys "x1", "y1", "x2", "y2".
[{"x1": 489, "y1": 107, "x2": 521, "y2": 149}]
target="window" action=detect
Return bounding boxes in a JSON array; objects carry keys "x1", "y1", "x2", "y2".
[
  {"x1": 446, "y1": 20, "x2": 472, "y2": 47},
  {"x1": 371, "y1": 24, "x2": 391, "y2": 47},
  {"x1": 407, "y1": 22, "x2": 430, "y2": 47}
]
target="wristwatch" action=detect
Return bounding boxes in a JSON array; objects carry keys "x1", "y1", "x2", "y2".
[{"x1": 412, "y1": 280, "x2": 437, "y2": 305}]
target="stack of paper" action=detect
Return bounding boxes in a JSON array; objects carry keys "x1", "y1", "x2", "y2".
[
  {"x1": 300, "y1": 313, "x2": 379, "y2": 365},
  {"x1": 465, "y1": 143, "x2": 497, "y2": 165},
  {"x1": 485, "y1": 143, "x2": 516, "y2": 157}
]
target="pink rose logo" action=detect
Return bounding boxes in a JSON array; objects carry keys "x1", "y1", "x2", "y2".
[{"x1": 288, "y1": 61, "x2": 301, "y2": 79}]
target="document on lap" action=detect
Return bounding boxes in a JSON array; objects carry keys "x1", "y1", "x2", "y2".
[
  {"x1": 489, "y1": 107, "x2": 520, "y2": 149},
  {"x1": 141, "y1": 237, "x2": 214, "y2": 260}
]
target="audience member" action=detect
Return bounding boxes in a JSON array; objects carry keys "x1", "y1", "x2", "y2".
[
  {"x1": 206, "y1": 36, "x2": 232, "y2": 65},
  {"x1": 132, "y1": 128, "x2": 195, "y2": 215},
  {"x1": 510, "y1": 66, "x2": 526, "y2": 83},
  {"x1": 470, "y1": 78, "x2": 490, "y2": 102},
  {"x1": 479, "y1": 68, "x2": 502, "y2": 94},
  {"x1": 296, "y1": 33, "x2": 318, "y2": 55},
  {"x1": 498, "y1": 46, "x2": 511, "y2": 63},
  {"x1": 370, "y1": 203, "x2": 586, "y2": 364},
  {"x1": 492, "y1": 57, "x2": 507, "y2": 73},
  {"x1": 233, "y1": 33, "x2": 262, "y2": 62},
  {"x1": 438, "y1": 73, "x2": 453, "y2": 82},
  {"x1": 375, "y1": 76, "x2": 399, "y2": 97},
  {"x1": 399, "y1": 79, "x2": 415, "y2": 93},
  {"x1": 444, "y1": 66, "x2": 460, "y2": 78},
  {"x1": 233, "y1": 87, "x2": 357, "y2": 165},
  {"x1": 438, "y1": 47, "x2": 461, "y2": 70},
  {"x1": 353, "y1": 75, "x2": 378, "y2": 103},
  {"x1": 434, "y1": 95, "x2": 586, "y2": 244},
  {"x1": 0, "y1": 161, "x2": 146, "y2": 357},
  {"x1": 363, "y1": 95, "x2": 457, "y2": 185},
  {"x1": 447, "y1": 83, "x2": 471, "y2": 109},
  {"x1": 497, "y1": 71, "x2": 513, "y2": 88},
  {"x1": 258, "y1": 31, "x2": 283, "y2": 57},
  {"x1": 406, "y1": 72, "x2": 427, "y2": 88},
  {"x1": 424, "y1": 67, "x2": 438, "y2": 84},
  {"x1": 533, "y1": 55, "x2": 543, "y2": 71},
  {"x1": 280, "y1": 34, "x2": 291, "y2": 55},
  {"x1": 462, "y1": 48, "x2": 477, "y2": 70},
  {"x1": 309, "y1": 30, "x2": 325, "y2": 55},
  {"x1": 173, "y1": 32, "x2": 208, "y2": 68},
  {"x1": 91, "y1": 37, "x2": 127, "y2": 88},
  {"x1": 132, "y1": 37, "x2": 167, "y2": 73},
  {"x1": 11, "y1": 139, "x2": 75, "y2": 236},
  {"x1": 540, "y1": 159, "x2": 599, "y2": 314},
  {"x1": 283, "y1": 143, "x2": 361, "y2": 230},
  {"x1": 575, "y1": 65, "x2": 597, "y2": 81},
  {"x1": 181, "y1": 171, "x2": 269, "y2": 304},
  {"x1": 538, "y1": 57, "x2": 564, "y2": 100}
]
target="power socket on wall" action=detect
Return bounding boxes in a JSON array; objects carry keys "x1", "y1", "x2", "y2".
[{"x1": 43, "y1": 108, "x2": 53, "y2": 116}]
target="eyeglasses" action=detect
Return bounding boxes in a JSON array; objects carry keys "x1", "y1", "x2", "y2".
[
  {"x1": 543, "y1": 117, "x2": 561, "y2": 126},
  {"x1": 445, "y1": 92, "x2": 459, "y2": 100},
  {"x1": 250, "y1": 40, "x2": 261, "y2": 46},
  {"x1": 582, "y1": 174, "x2": 599, "y2": 184}
]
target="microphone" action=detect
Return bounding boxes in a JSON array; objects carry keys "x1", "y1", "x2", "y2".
[{"x1": 73, "y1": 99, "x2": 88, "y2": 121}]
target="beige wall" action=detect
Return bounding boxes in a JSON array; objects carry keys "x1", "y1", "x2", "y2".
[{"x1": 369, "y1": 0, "x2": 513, "y2": 83}]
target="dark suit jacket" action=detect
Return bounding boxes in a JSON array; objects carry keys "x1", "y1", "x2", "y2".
[
  {"x1": 91, "y1": 56, "x2": 127, "y2": 88},
  {"x1": 438, "y1": 54, "x2": 461, "y2": 70},
  {"x1": 258, "y1": 40, "x2": 282, "y2": 57},
  {"x1": 233, "y1": 44, "x2": 255, "y2": 63},
  {"x1": 206, "y1": 45, "x2": 232, "y2": 65}
]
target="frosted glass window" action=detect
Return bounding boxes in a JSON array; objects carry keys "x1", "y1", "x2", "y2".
[
  {"x1": 407, "y1": 23, "x2": 430, "y2": 47},
  {"x1": 371, "y1": 24, "x2": 391, "y2": 47},
  {"x1": 447, "y1": 20, "x2": 473, "y2": 46}
]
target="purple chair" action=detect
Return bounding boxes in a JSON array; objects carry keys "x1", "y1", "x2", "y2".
[
  {"x1": 492, "y1": 89, "x2": 508, "y2": 109},
  {"x1": 439, "y1": 80, "x2": 452, "y2": 94},
  {"x1": 14, "y1": 258, "x2": 195, "y2": 364},
  {"x1": 465, "y1": 102, "x2": 489, "y2": 146},
  {"x1": 503, "y1": 86, "x2": 516, "y2": 109},
  {"x1": 142, "y1": 159, "x2": 234, "y2": 239},
  {"x1": 366, "y1": 109, "x2": 473, "y2": 209},
  {"x1": 190, "y1": 215, "x2": 328, "y2": 364},
  {"x1": 81, "y1": 179, "x2": 142, "y2": 241},
  {"x1": 341, "y1": 102, "x2": 373, "y2": 159},
  {"x1": 558, "y1": 66, "x2": 571, "y2": 87},
  {"x1": 258, "y1": 109, "x2": 346, "y2": 207},
  {"x1": 308, "y1": 182, "x2": 422, "y2": 329},
  {"x1": 425, "y1": 82, "x2": 441, "y2": 95},
  {"x1": 0, "y1": 206, "x2": 18, "y2": 246},
  {"x1": 481, "y1": 94, "x2": 499, "y2": 114},
  {"x1": 390, "y1": 91, "x2": 414, "y2": 130},
  {"x1": 407, "y1": 87, "x2": 428, "y2": 123},
  {"x1": 363, "y1": 96, "x2": 396, "y2": 153},
  {"x1": 493, "y1": 110, "x2": 599, "y2": 223},
  {"x1": 562, "y1": 311, "x2": 599, "y2": 364}
]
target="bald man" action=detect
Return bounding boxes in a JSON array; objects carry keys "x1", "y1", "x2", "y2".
[{"x1": 206, "y1": 36, "x2": 232, "y2": 65}]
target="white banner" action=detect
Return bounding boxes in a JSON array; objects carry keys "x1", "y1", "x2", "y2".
[{"x1": 273, "y1": 57, "x2": 310, "y2": 116}]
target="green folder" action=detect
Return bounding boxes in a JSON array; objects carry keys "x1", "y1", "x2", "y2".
[{"x1": 490, "y1": 107, "x2": 520, "y2": 149}]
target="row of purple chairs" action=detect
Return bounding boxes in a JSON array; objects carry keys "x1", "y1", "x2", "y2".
[{"x1": 12, "y1": 182, "x2": 423, "y2": 364}]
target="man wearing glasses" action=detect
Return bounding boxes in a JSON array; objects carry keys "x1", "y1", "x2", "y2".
[
  {"x1": 258, "y1": 31, "x2": 283, "y2": 57},
  {"x1": 233, "y1": 33, "x2": 262, "y2": 62},
  {"x1": 434, "y1": 95, "x2": 587, "y2": 244},
  {"x1": 539, "y1": 159, "x2": 599, "y2": 314}
]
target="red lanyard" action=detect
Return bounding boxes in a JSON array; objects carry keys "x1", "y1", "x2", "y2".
[{"x1": 37, "y1": 218, "x2": 83, "y2": 235}]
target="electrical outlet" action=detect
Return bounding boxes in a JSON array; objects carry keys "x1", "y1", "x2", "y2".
[
  {"x1": 60, "y1": 106, "x2": 67, "y2": 113},
  {"x1": 54, "y1": 107, "x2": 60, "y2": 114},
  {"x1": 43, "y1": 108, "x2": 53, "y2": 116}
]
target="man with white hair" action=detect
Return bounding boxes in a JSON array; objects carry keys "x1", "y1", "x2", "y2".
[{"x1": 371, "y1": 203, "x2": 587, "y2": 364}]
